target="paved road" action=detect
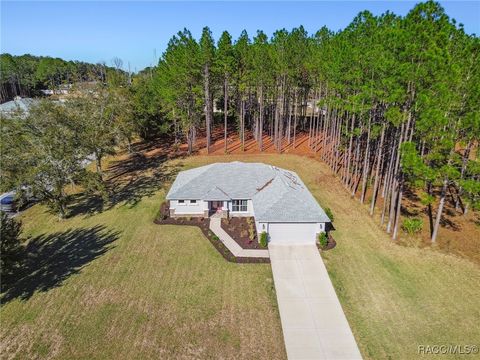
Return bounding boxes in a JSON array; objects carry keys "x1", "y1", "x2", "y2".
[{"x1": 269, "y1": 244, "x2": 362, "y2": 360}]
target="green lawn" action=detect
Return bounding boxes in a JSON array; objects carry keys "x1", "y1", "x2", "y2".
[{"x1": 2, "y1": 153, "x2": 479, "y2": 359}]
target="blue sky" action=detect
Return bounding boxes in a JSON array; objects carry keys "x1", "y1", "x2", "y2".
[{"x1": 1, "y1": 1, "x2": 479, "y2": 71}]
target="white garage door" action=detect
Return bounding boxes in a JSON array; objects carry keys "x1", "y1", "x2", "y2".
[{"x1": 268, "y1": 223, "x2": 318, "y2": 244}]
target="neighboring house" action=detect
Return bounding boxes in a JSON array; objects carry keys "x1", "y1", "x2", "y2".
[
  {"x1": 0, "y1": 96, "x2": 39, "y2": 118},
  {"x1": 166, "y1": 162, "x2": 331, "y2": 245}
]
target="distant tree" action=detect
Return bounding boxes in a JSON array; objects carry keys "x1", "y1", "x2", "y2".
[
  {"x1": 0, "y1": 54, "x2": 125, "y2": 102},
  {"x1": 200, "y1": 27, "x2": 216, "y2": 153},
  {"x1": 111, "y1": 87, "x2": 135, "y2": 153},
  {"x1": 156, "y1": 29, "x2": 203, "y2": 154},
  {"x1": 216, "y1": 31, "x2": 235, "y2": 152},
  {"x1": 234, "y1": 30, "x2": 251, "y2": 151},
  {"x1": 1, "y1": 101, "x2": 84, "y2": 218},
  {"x1": 131, "y1": 73, "x2": 167, "y2": 140},
  {"x1": 69, "y1": 86, "x2": 121, "y2": 181}
]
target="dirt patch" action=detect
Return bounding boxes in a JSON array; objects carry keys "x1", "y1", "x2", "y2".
[
  {"x1": 221, "y1": 217, "x2": 265, "y2": 250},
  {"x1": 154, "y1": 202, "x2": 269, "y2": 264}
]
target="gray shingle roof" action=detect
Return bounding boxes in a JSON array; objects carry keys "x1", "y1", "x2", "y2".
[
  {"x1": 0, "y1": 97, "x2": 38, "y2": 116},
  {"x1": 203, "y1": 186, "x2": 231, "y2": 200},
  {"x1": 167, "y1": 162, "x2": 330, "y2": 223}
]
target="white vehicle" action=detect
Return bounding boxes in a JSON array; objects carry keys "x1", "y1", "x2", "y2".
[{"x1": 0, "y1": 191, "x2": 17, "y2": 213}]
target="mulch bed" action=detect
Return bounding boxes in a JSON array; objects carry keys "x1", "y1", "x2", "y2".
[
  {"x1": 221, "y1": 217, "x2": 266, "y2": 250},
  {"x1": 154, "y1": 202, "x2": 269, "y2": 263},
  {"x1": 318, "y1": 233, "x2": 337, "y2": 251}
]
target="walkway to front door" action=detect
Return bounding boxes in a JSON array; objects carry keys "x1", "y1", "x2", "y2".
[
  {"x1": 209, "y1": 218, "x2": 269, "y2": 258},
  {"x1": 269, "y1": 244, "x2": 362, "y2": 359}
]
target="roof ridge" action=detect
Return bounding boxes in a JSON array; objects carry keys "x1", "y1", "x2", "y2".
[{"x1": 205, "y1": 185, "x2": 231, "y2": 198}]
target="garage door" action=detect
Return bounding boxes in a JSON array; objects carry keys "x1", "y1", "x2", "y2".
[{"x1": 268, "y1": 223, "x2": 317, "y2": 244}]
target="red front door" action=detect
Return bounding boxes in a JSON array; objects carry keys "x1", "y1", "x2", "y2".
[{"x1": 211, "y1": 201, "x2": 223, "y2": 212}]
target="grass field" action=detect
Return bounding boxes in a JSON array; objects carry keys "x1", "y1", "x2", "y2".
[{"x1": 2, "y1": 151, "x2": 479, "y2": 359}]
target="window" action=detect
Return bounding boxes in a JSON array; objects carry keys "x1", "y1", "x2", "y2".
[
  {"x1": 190, "y1": 200, "x2": 197, "y2": 204},
  {"x1": 232, "y1": 200, "x2": 248, "y2": 212},
  {"x1": 178, "y1": 200, "x2": 185, "y2": 205}
]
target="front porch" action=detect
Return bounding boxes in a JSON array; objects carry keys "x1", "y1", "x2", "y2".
[{"x1": 207, "y1": 200, "x2": 229, "y2": 218}]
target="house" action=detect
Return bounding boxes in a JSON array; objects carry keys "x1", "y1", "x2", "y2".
[
  {"x1": 166, "y1": 162, "x2": 331, "y2": 245},
  {"x1": 0, "y1": 97, "x2": 39, "y2": 118}
]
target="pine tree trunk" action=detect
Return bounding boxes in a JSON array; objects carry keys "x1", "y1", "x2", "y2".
[
  {"x1": 241, "y1": 99, "x2": 245, "y2": 151},
  {"x1": 360, "y1": 117, "x2": 371, "y2": 204},
  {"x1": 204, "y1": 64, "x2": 211, "y2": 154},
  {"x1": 95, "y1": 151, "x2": 103, "y2": 181},
  {"x1": 293, "y1": 89, "x2": 298, "y2": 148},
  {"x1": 259, "y1": 86, "x2": 264, "y2": 151},
  {"x1": 224, "y1": 76, "x2": 228, "y2": 153},
  {"x1": 345, "y1": 113, "x2": 355, "y2": 187},
  {"x1": 392, "y1": 173, "x2": 403, "y2": 240},
  {"x1": 455, "y1": 140, "x2": 472, "y2": 213},
  {"x1": 431, "y1": 178, "x2": 448, "y2": 243},
  {"x1": 387, "y1": 123, "x2": 405, "y2": 234},
  {"x1": 381, "y1": 142, "x2": 396, "y2": 225},
  {"x1": 370, "y1": 123, "x2": 385, "y2": 215}
]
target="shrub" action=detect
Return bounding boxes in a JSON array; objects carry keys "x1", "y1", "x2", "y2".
[
  {"x1": 318, "y1": 231, "x2": 328, "y2": 248},
  {"x1": 1, "y1": 212, "x2": 22, "y2": 274},
  {"x1": 212, "y1": 235, "x2": 219, "y2": 241},
  {"x1": 325, "y1": 207, "x2": 334, "y2": 222},
  {"x1": 259, "y1": 231, "x2": 268, "y2": 248},
  {"x1": 402, "y1": 218, "x2": 423, "y2": 235},
  {"x1": 248, "y1": 224, "x2": 255, "y2": 241}
]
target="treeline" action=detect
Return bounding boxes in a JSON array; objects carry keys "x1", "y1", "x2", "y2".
[
  {"x1": 0, "y1": 53, "x2": 127, "y2": 102},
  {"x1": 141, "y1": 1, "x2": 479, "y2": 242}
]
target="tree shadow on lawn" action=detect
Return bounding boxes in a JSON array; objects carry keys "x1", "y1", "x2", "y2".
[
  {"x1": 1, "y1": 225, "x2": 120, "y2": 304},
  {"x1": 107, "y1": 152, "x2": 182, "y2": 207},
  {"x1": 69, "y1": 150, "x2": 183, "y2": 217}
]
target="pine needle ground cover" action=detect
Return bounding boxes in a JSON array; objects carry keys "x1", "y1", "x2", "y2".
[{"x1": 1, "y1": 153, "x2": 479, "y2": 359}]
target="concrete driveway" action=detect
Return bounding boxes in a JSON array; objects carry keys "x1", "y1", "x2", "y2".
[{"x1": 269, "y1": 244, "x2": 362, "y2": 360}]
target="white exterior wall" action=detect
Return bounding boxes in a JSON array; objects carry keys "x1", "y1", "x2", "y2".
[
  {"x1": 255, "y1": 221, "x2": 268, "y2": 237},
  {"x1": 171, "y1": 199, "x2": 255, "y2": 216},
  {"x1": 266, "y1": 222, "x2": 325, "y2": 245},
  {"x1": 170, "y1": 199, "x2": 206, "y2": 215}
]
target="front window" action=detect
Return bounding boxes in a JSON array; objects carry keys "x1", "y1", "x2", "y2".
[{"x1": 232, "y1": 200, "x2": 248, "y2": 212}]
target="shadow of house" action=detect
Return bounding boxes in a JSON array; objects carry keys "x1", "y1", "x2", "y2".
[{"x1": 1, "y1": 225, "x2": 120, "y2": 303}]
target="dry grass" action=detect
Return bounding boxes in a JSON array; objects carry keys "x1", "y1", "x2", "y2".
[{"x1": 2, "y1": 151, "x2": 479, "y2": 359}]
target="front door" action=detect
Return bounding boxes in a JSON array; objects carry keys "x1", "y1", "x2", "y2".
[{"x1": 211, "y1": 201, "x2": 223, "y2": 212}]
